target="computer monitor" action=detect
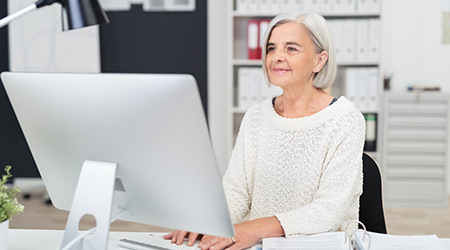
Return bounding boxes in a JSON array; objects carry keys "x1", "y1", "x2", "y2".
[{"x1": 1, "y1": 72, "x2": 234, "y2": 248}]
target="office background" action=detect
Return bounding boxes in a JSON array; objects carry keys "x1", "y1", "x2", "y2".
[
  {"x1": 0, "y1": 0, "x2": 449, "y2": 238},
  {"x1": 0, "y1": 0, "x2": 208, "y2": 178},
  {"x1": 1, "y1": 0, "x2": 449, "y2": 195}
]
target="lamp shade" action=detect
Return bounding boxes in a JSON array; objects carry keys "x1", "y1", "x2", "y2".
[{"x1": 61, "y1": 0, "x2": 109, "y2": 31}]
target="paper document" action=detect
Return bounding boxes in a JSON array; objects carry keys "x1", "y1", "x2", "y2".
[
  {"x1": 263, "y1": 232, "x2": 348, "y2": 250},
  {"x1": 263, "y1": 231, "x2": 447, "y2": 250},
  {"x1": 369, "y1": 232, "x2": 447, "y2": 250}
]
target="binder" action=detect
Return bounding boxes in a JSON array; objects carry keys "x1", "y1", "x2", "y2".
[
  {"x1": 331, "y1": 0, "x2": 345, "y2": 13},
  {"x1": 250, "y1": 68, "x2": 262, "y2": 106},
  {"x1": 247, "y1": 20, "x2": 260, "y2": 60},
  {"x1": 345, "y1": 67, "x2": 359, "y2": 107},
  {"x1": 364, "y1": 113, "x2": 377, "y2": 152},
  {"x1": 342, "y1": 0, "x2": 356, "y2": 13},
  {"x1": 356, "y1": 19, "x2": 369, "y2": 62},
  {"x1": 368, "y1": 19, "x2": 380, "y2": 62},
  {"x1": 259, "y1": 20, "x2": 271, "y2": 59},
  {"x1": 305, "y1": 0, "x2": 321, "y2": 12},
  {"x1": 248, "y1": 0, "x2": 259, "y2": 12},
  {"x1": 280, "y1": 0, "x2": 292, "y2": 13},
  {"x1": 342, "y1": 20, "x2": 356, "y2": 63},
  {"x1": 328, "y1": 20, "x2": 345, "y2": 63},
  {"x1": 357, "y1": 68, "x2": 369, "y2": 112},
  {"x1": 368, "y1": 0, "x2": 380, "y2": 13},
  {"x1": 321, "y1": 0, "x2": 333, "y2": 13},
  {"x1": 236, "y1": 0, "x2": 249, "y2": 12},
  {"x1": 356, "y1": 0, "x2": 370, "y2": 13},
  {"x1": 269, "y1": 0, "x2": 282, "y2": 13},
  {"x1": 238, "y1": 67, "x2": 252, "y2": 109},
  {"x1": 367, "y1": 67, "x2": 378, "y2": 112},
  {"x1": 259, "y1": 0, "x2": 271, "y2": 12},
  {"x1": 292, "y1": 0, "x2": 303, "y2": 11}
]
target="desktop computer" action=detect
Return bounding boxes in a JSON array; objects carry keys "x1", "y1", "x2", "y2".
[{"x1": 1, "y1": 72, "x2": 234, "y2": 250}]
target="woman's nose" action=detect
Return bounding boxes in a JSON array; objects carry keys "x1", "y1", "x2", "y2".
[{"x1": 272, "y1": 49, "x2": 285, "y2": 62}]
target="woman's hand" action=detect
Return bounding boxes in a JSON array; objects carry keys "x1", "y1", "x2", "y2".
[
  {"x1": 163, "y1": 230, "x2": 201, "y2": 246},
  {"x1": 164, "y1": 216, "x2": 284, "y2": 250},
  {"x1": 199, "y1": 217, "x2": 284, "y2": 250}
]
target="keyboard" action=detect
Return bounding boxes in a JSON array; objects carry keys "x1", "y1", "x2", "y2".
[{"x1": 119, "y1": 233, "x2": 202, "y2": 250}]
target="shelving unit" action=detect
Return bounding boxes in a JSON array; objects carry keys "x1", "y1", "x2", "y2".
[
  {"x1": 383, "y1": 93, "x2": 449, "y2": 207},
  {"x1": 226, "y1": 0, "x2": 383, "y2": 161}
]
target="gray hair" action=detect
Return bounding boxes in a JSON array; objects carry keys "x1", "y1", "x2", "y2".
[{"x1": 261, "y1": 12, "x2": 337, "y2": 89}]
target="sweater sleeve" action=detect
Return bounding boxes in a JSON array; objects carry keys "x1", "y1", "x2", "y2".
[
  {"x1": 275, "y1": 111, "x2": 366, "y2": 237},
  {"x1": 222, "y1": 112, "x2": 254, "y2": 224}
]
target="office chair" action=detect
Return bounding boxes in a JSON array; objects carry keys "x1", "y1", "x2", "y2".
[{"x1": 359, "y1": 152, "x2": 387, "y2": 233}]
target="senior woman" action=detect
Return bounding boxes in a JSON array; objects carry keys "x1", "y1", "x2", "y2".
[{"x1": 165, "y1": 12, "x2": 365, "y2": 250}]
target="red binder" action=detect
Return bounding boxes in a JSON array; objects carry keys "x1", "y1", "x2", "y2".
[
  {"x1": 258, "y1": 19, "x2": 270, "y2": 60},
  {"x1": 247, "y1": 20, "x2": 259, "y2": 60}
]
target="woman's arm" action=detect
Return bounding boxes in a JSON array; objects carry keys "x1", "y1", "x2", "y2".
[{"x1": 222, "y1": 112, "x2": 255, "y2": 224}]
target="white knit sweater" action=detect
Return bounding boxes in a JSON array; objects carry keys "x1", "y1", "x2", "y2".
[{"x1": 222, "y1": 96, "x2": 365, "y2": 237}]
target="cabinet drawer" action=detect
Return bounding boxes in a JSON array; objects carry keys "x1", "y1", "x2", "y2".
[
  {"x1": 387, "y1": 138, "x2": 446, "y2": 152},
  {"x1": 386, "y1": 151, "x2": 446, "y2": 164},
  {"x1": 388, "y1": 99, "x2": 449, "y2": 112},
  {"x1": 387, "y1": 112, "x2": 447, "y2": 125},
  {"x1": 387, "y1": 125, "x2": 447, "y2": 139},
  {"x1": 386, "y1": 178, "x2": 446, "y2": 206}
]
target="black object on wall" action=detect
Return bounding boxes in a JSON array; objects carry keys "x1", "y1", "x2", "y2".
[
  {"x1": 100, "y1": 2, "x2": 208, "y2": 115},
  {"x1": 0, "y1": 1, "x2": 40, "y2": 178}
]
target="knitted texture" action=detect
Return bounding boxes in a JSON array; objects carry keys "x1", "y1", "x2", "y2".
[{"x1": 222, "y1": 96, "x2": 365, "y2": 237}]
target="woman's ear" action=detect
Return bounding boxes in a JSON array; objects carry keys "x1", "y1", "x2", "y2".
[{"x1": 313, "y1": 51, "x2": 329, "y2": 73}]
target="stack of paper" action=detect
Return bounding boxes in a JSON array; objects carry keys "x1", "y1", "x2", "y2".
[{"x1": 262, "y1": 231, "x2": 448, "y2": 250}]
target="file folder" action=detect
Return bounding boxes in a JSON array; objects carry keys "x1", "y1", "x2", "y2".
[{"x1": 247, "y1": 20, "x2": 260, "y2": 60}]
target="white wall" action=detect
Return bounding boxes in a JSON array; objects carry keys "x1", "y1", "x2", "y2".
[
  {"x1": 208, "y1": 0, "x2": 229, "y2": 175},
  {"x1": 8, "y1": 0, "x2": 100, "y2": 72},
  {"x1": 381, "y1": 0, "x2": 450, "y2": 193},
  {"x1": 382, "y1": 0, "x2": 450, "y2": 92}
]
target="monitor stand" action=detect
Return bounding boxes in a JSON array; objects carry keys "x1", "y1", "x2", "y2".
[{"x1": 60, "y1": 160, "x2": 118, "y2": 250}]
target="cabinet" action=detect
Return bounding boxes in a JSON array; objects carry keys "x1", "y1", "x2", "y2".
[
  {"x1": 227, "y1": 0, "x2": 383, "y2": 160},
  {"x1": 383, "y1": 93, "x2": 449, "y2": 207}
]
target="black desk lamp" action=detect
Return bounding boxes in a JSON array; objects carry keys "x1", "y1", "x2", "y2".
[{"x1": 0, "y1": 0, "x2": 109, "y2": 30}]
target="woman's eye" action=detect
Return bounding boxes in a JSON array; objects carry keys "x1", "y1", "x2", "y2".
[
  {"x1": 287, "y1": 47, "x2": 297, "y2": 52},
  {"x1": 267, "y1": 46, "x2": 275, "y2": 52}
]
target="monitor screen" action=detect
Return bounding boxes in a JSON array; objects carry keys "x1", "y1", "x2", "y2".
[{"x1": 1, "y1": 72, "x2": 234, "y2": 238}]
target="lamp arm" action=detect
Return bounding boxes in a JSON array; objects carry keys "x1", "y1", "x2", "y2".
[
  {"x1": 0, "y1": 4, "x2": 36, "y2": 29},
  {"x1": 0, "y1": 0, "x2": 61, "y2": 29}
]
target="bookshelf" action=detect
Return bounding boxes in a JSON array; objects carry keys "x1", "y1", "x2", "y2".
[{"x1": 227, "y1": 0, "x2": 383, "y2": 162}]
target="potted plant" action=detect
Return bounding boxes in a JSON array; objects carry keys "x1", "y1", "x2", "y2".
[{"x1": 0, "y1": 166, "x2": 24, "y2": 250}]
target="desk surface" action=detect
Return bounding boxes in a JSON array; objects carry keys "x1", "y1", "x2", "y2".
[
  {"x1": 7, "y1": 229, "x2": 450, "y2": 250},
  {"x1": 7, "y1": 229, "x2": 151, "y2": 250}
]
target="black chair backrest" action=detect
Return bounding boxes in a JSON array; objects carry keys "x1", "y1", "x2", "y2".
[{"x1": 359, "y1": 153, "x2": 387, "y2": 233}]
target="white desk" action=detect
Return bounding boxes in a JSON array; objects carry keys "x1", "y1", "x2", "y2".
[
  {"x1": 7, "y1": 229, "x2": 450, "y2": 250},
  {"x1": 7, "y1": 229, "x2": 150, "y2": 250}
]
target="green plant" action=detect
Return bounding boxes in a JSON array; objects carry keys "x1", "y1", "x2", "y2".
[{"x1": 0, "y1": 166, "x2": 24, "y2": 222}]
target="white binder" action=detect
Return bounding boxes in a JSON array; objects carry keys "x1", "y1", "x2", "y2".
[
  {"x1": 342, "y1": 20, "x2": 356, "y2": 63},
  {"x1": 238, "y1": 67, "x2": 252, "y2": 110},
  {"x1": 356, "y1": 19, "x2": 369, "y2": 62},
  {"x1": 356, "y1": 0, "x2": 370, "y2": 13},
  {"x1": 345, "y1": 67, "x2": 359, "y2": 107},
  {"x1": 357, "y1": 68, "x2": 370, "y2": 112},
  {"x1": 368, "y1": 19, "x2": 380, "y2": 62},
  {"x1": 236, "y1": 0, "x2": 250, "y2": 12},
  {"x1": 367, "y1": 68, "x2": 379, "y2": 112}
]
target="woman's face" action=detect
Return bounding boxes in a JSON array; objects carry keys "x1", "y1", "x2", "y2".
[{"x1": 265, "y1": 22, "x2": 322, "y2": 89}]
